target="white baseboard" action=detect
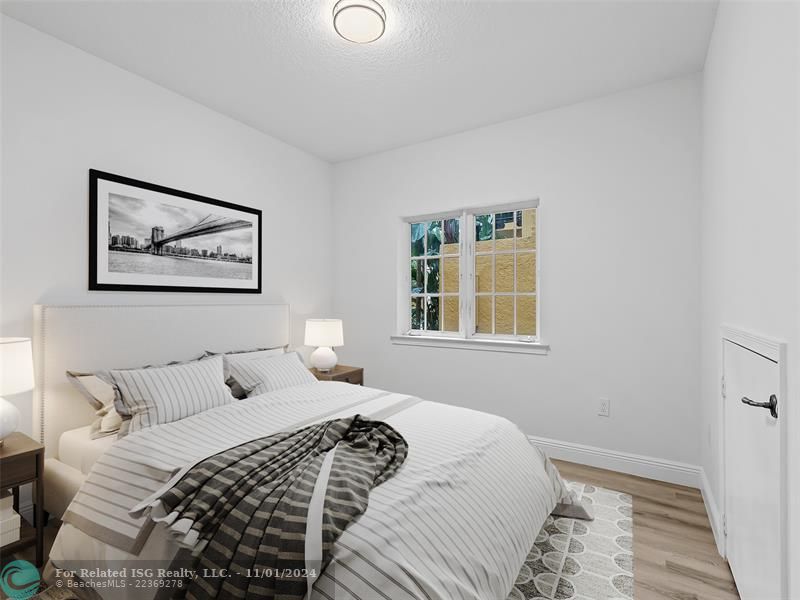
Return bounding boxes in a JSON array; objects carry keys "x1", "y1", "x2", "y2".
[
  {"x1": 529, "y1": 435, "x2": 702, "y2": 488},
  {"x1": 700, "y1": 467, "x2": 726, "y2": 557}
]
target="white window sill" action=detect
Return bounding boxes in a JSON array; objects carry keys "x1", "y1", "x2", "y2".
[{"x1": 390, "y1": 335, "x2": 550, "y2": 355}]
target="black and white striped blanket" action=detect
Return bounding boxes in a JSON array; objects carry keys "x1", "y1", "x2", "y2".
[{"x1": 150, "y1": 416, "x2": 407, "y2": 600}]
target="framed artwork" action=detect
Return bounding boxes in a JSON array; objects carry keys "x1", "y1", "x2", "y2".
[{"x1": 89, "y1": 169, "x2": 261, "y2": 293}]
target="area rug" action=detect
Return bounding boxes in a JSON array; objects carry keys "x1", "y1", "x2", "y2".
[{"x1": 509, "y1": 481, "x2": 634, "y2": 600}]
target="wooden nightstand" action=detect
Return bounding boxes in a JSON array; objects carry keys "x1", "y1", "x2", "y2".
[
  {"x1": 310, "y1": 364, "x2": 364, "y2": 385},
  {"x1": 0, "y1": 432, "x2": 44, "y2": 567}
]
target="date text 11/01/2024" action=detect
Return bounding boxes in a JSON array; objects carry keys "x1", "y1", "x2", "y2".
[{"x1": 54, "y1": 567, "x2": 317, "y2": 581}]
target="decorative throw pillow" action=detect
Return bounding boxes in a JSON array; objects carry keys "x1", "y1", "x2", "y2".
[
  {"x1": 110, "y1": 355, "x2": 234, "y2": 434},
  {"x1": 217, "y1": 347, "x2": 286, "y2": 398},
  {"x1": 227, "y1": 351, "x2": 317, "y2": 397},
  {"x1": 66, "y1": 372, "x2": 117, "y2": 411},
  {"x1": 90, "y1": 403, "x2": 124, "y2": 439},
  {"x1": 67, "y1": 372, "x2": 126, "y2": 438}
]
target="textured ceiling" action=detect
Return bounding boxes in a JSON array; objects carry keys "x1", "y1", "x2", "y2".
[{"x1": 1, "y1": 0, "x2": 717, "y2": 162}]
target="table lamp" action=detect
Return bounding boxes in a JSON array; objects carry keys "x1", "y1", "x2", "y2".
[
  {"x1": 305, "y1": 319, "x2": 344, "y2": 372},
  {"x1": 0, "y1": 338, "x2": 34, "y2": 445}
]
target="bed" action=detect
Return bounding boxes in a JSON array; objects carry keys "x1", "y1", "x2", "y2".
[
  {"x1": 34, "y1": 304, "x2": 570, "y2": 600},
  {"x1": 42, "y1": 426, "x2": 116, "y2": 518},
  {"x1": 33, "y1": 304, "x2": 290, "y2": 520}
]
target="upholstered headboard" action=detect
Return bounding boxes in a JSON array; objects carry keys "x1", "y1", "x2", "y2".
[{"x1": 32, "y1": 304, "x2": 290, "y2": 457}]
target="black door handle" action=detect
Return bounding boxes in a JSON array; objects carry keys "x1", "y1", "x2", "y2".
[{"x1": 741, "y1": 394, "x2": 778, "y2": 419}]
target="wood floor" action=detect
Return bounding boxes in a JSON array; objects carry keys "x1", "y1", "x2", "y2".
[{"x1": 554, "y1": 460, "x2": 740, "y2": 600}]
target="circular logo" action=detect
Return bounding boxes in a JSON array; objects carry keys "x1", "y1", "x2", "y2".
[{"x1": 0, "y1": 560, "x2": 41, "y2": 599}]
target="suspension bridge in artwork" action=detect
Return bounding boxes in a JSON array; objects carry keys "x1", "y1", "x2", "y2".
[{"x1": 143, "y1": 214, "x2": 252, "y2": 255}]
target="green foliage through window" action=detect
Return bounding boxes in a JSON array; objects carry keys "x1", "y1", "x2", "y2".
[
  {"x1": 476, "y1": 214, "x2": 493, "y2": 241},
  {"x1": 410, "y1": 219, "x2": 459, "y2": 333}
]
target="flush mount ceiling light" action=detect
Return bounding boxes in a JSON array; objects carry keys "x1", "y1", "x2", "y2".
[{"x1": 333, "y1": 0, "x2": 386, "y2": 44}]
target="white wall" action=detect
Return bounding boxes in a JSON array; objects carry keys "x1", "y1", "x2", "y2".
[
  {"x1": 332, "y1": 76, "x2": 702, "y2": 465},
  {"x1": 701, "y1": 1, "x2": 799, "y2": 590},
  {"x1": 0, "y1": 17, "x2": 334, "y2": 433}
]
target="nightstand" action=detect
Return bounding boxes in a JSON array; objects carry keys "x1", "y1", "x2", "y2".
[
  {"x1": 310, "y1": 364, "x2": 363, "y2": 385},
  {"x1": 0, "y1": 432, "x2": 44, "y2": 567}
]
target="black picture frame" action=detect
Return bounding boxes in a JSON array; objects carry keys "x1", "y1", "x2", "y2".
[{"x1": 89, "y1": 169, "x2": 262, "y2": 293}]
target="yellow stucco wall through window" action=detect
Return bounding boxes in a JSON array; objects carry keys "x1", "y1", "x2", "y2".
[
  {"x1": 409, "y1": 204, "x2": 537, "y2": 339},
  {"x1": 475, "y1": 208, "x2": 537, "y2": 337}
]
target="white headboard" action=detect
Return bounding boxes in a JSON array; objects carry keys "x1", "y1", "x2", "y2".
[{"x1": 32, "y1": 304, "x2": 290, "y2": 457}]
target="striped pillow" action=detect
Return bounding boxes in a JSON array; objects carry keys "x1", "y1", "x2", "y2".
[
  {"x1": 203, "y1": 347, "x2": 285, "y2": 378},
  {"x1": 219, "y1": 347, "x2": 286, "y2": 398},
  {"x1": 110, "y1": 355, "x2": 234, "y2": 434},
  {"x1": 228, "y1": 352, "x2": 317, "y2": 397},
  {"x1": 66, "y1": 353, "x2": 207, "y2": 417}
]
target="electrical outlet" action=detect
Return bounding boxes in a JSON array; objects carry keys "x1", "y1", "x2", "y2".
[{"x1": 598, "y1": 398, "x2": 610, "y2": 417}]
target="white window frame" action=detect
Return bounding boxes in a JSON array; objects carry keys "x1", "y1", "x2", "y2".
[
  {"x1": 405, "y1": 208, "x2": 465, "y2": 338},
  {"x1": 393, "y1": 199, "x2": 549, "y2": 355}
]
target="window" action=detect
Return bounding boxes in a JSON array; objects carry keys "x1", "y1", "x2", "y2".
[
  {"x1": 474, "y1": 207, "x2": 537, "y2": 338},
  {"x1": 410, "y1": 218, "x2": 460, "y2": 333},
  {"x1": 403, "y1": 200, "x2": 540, "y2": 345}
]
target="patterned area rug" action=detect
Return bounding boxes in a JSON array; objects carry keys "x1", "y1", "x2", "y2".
[{"x1": 509, "y1": 481, "x2": 634, "y2": 600}]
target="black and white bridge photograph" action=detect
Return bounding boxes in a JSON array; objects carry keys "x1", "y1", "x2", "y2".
[
  {"x1": 89, "y1": 170, "x2": 262, "y2": 293},
  {"x1": 108, "y1": 193, "x2": 254, "y2": 279}
]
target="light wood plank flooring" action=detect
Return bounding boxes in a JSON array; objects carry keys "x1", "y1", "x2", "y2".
[{"x1": 554, "y1": 460, "x2": 740, "y2": 600}]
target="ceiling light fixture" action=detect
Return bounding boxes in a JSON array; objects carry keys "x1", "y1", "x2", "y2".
[{"x1": 333, "y1": 0, "x2": 386, "y2": 44}]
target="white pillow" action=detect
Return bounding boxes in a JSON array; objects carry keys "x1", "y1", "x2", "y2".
[
  {"x1": 90, "y1": 403, "x2": 124, "y2": 439},
  {"x1": 228, "y1": 352, "x2": 317, "y2": 397},
  {"x1": 110, "y1": 355, "x2": 234, "y2": 434},
  {"x1": 222, "y1": 347, "x2": 285, "y2": 398},
  {"x1": 66, "y1": 372, "x2": 117, "y2": 410},
  {"x1": 99, "y1": 408, "x2": 123, "y2": 433},
  {"x1": 65, "y1": 373, "x2": 127, "y2": 438},
  {"x1": 216, "y1": 347, "x2": 285, "y2": 379}
]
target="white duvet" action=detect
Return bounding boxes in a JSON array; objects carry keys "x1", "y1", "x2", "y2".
[{"x1": 49, "y1": 382, "x2": 566, "y2": 600}]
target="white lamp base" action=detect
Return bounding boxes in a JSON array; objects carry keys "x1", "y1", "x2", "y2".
[
  {"x1": 310, "y1": 347, "x2": 338, "y2": 372},
  {"x1": 0, "y1": 396, "x2": 20, "y2": 446}
]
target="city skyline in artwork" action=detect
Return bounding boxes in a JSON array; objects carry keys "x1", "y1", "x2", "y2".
[{"x1": 108, "y1": 193, "x2": 253, "y2": 258}]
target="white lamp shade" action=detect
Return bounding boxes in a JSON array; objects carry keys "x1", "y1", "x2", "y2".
[
  {"x1": 0, "y1": 337, "x2": 35, "y2": 396},
  {"x1": 304, "y1": 319, "x2": 344, "y2": 347}
]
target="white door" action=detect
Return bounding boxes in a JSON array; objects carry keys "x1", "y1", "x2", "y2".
[{"x1": 723, "y1": 338, "x2": 784, "y2": 600}]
